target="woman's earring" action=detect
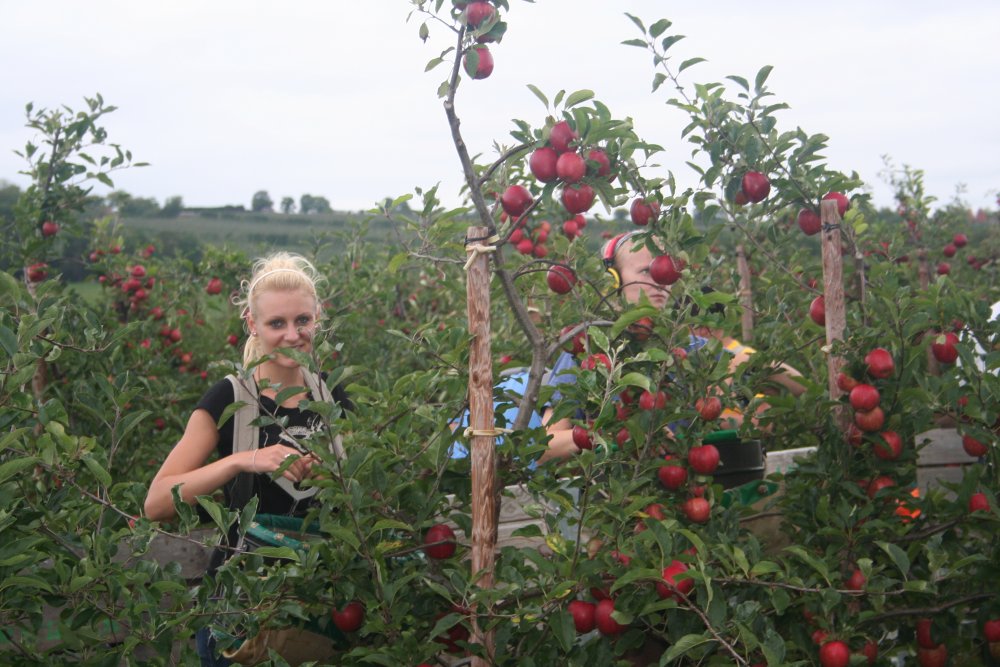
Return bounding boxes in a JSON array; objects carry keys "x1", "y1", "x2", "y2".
[{"x1": 251, "y1": 331, "x2": 258, "y2": 337}]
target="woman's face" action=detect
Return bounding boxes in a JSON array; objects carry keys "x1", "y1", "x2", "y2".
[
  {"x1": 616, "y1": 241, "x2": 670, "y2": 309},
  {"x1": 248, "y1": 288, "x2": 319, "y2": 368}
]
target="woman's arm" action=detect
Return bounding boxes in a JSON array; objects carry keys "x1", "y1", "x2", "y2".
[{"x1": 143, "y1": 409, "x2": 311, "y2": 521}]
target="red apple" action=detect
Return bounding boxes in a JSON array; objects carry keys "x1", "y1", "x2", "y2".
[
  {"x1": 464, "y1": 1, "x2": 495, "y2": 28},
  {"x1": 463, "y1": 46, "x2": 493, "y2": 79},
  {"x1": 983, "y1": 619, "x2": 1000, "y2": 642},
  {"x1": 594, "y1": 598, "x2": 625, "y2": 636},
  {"x1": 819, "y1": 640, "x2": 851, "y2": 667},
  {"x1": 836, "y1": 372, "x2": 859, "y2": 392},
  {"x1": 822, "y1": 191, "x2": 850, "y2": 217},
  {"x1": 845, "y1": 422, "x2": 864, "y2": 448},
  {"x1": 567, "y1": 600, "x2": 596, "y2": 634},
  {"x1": 26, "y1": 262, "x2": 49, "y2": 282},
  {"x1": 561, "y1": 184, "x2": 595, "y2": 214},
  {"x1": 936, "y1": 262, "x2": 950, "y2": 276},
  {"x1": 688, "y1": 444, "x2": 720, "y2": 474},
  {"x1": 515, "y1": 238, "x2": 534, "y2": 255},
  {"x1": 658, "y1": 461, "x2": 688, "y2": 490},
  {"x1": 581, "y1": 353, "x2": 611, "y2": 371},
  {"x1": 930, "y1": 332, "x2": 959, "y2": 364},
  {"x1": 741, "y1": 171, "x2": 770, "y2": 203},
  {"x1": 529, "y1": 147, "x2": 559, "y2": 183},
  {"x1": 864, "y1": 348, "x2": 895, "y2": 379},
  {"x1": 501, "y1": 185, "x2": 533, "y2": 217},
  {"x1": 873, "y1": 431, "x2": 903, "y2": 461},
  {"x1": 855, "y1": 407, "x2": 885, "y2": 433},
  {"x1": 861, "y1": 640, "x2": 878, "y2": 665},
  {"x1": 629, "y1": 198, "x2": 659, "y2": 226},
  {"x1": 561, "y1": 218, "x2": 580, "y2": 239},
  {"x1": 849, "y1": 384, "x2": 880, "y2": 412},
  {"x1": 917, "y1": 644, "x2": 948, "y2": 667},
  {"x1": 548, "y1": 120, "x2": 578, "y2": 154},
  {"x1": 953, "y1": 233, "x2": 968, "y2": 247},
  {"x1": 205, "y1": 277, "x2": 223, "y2": 295},
  {"x1": 656, "y1": 559, "x2": 694, "y2": 600},
  {"x1": 131, "y1": 264, "x2": 147, "y2": 278},
  {"x1": 695, "y1": 396, "x2": 723, "y2": 421},
  {"x1": 638, "y1": 389, "x2": 667, "y2": 411},
  {"x1": 916, "y1": 618, "x2": 940, "y2": 649},
  {"x1": 867, "y1": 475, "x2": 895, "y2": 499},
  {"x1": 942, "y1": 243, "x2": 957, "y2": 258},
  {"x1": 423, "y1": 523, "x2": 457, "y2": 559},
  {"x1": 227, "y1": 334, "x2": 239, "y2": 346},
  {"x1": 797, "y1": 208, "x2": 822, "y2": 235},
  {"x1": 560, "y1": 325, "x2": 587, "y2": 356},
  {"x1": 809, "y1": 295, "x2": 825, "y2": 326},
  {"x1": 961, "y1": 433, "x2": 987, "y2": 457},
  {"x1": 682, "y1": 497, "x2": 710, "y2": 523},
  {"x1": 546, "y1": 265, "x2": 576, "y2": 294},
  {"x1": 969, "y1": 491, "x2": 990, "y2": 513},
  {"x1": 845, "y1": 567, "x2": 866, "y2": 591},
  {"x1": 331, "y1": 601, "x2": 364, "y2": 632},
  {"x1": 649, "y1": 254, "x2": 682, "y2": 286},
  {"x1": 555, "y1": 152, "x2": 586, "y2": 183},
  {"x1": 572, "y1": 425, "x2": 593, "y2": 450},
  {"x1": 586, "y1": 148, "x2": 612, "y2": 178},
  {"x1": 41, "y1": 221, "x2": 60, "y2": 237}
]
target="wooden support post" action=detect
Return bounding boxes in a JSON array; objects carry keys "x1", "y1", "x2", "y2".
[
  {"x1": 820, "y1": 200, "x2": 847, "y2": 404},
  {"x1": 464, "y1": 226, "x2": 497, "y2": 665},
  {"x1": 736, "y1": 244, "x2": 754, "y2": 343}
]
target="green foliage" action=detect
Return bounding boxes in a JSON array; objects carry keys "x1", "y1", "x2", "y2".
[{"x1": 2, "y1": 6, "x2": 1000, "y2": 666}]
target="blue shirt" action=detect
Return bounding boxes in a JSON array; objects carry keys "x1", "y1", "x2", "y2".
[{"x1": 450, "y1": 370, "x2": 544, "y2": 462}]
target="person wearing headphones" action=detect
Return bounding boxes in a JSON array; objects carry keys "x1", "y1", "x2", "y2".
[{"x1": 538, "y1": 230, "x2": 805, "y2": 463}]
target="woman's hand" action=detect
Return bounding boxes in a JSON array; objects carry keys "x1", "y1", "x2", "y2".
[{"x1": 249, "y1": 445, "x2": 319, "y2": 483}]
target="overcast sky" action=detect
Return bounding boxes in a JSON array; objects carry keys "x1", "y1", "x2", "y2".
[{"x1": 2, "y1": 2, "x2": 998, "y2": 215}]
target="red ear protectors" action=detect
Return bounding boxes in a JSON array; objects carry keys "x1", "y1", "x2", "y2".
[{"x1": 601, "y1": 231, "x2": 640, "y2": 291}]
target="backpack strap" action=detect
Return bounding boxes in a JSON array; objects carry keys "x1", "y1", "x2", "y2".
[
  {"x1": 301, "y1": 370, "x2": 346, "y2": 460},
  {"x1": 225, "y1": 373, "x2": 259, "y2": 512},
  {"x1": 226, "y1": 371, "x2": 344, "y2": 507}
]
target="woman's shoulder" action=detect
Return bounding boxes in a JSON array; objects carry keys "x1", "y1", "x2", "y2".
[{"x1": 195, "y1": 377, "x2": 238, "y2": 420}]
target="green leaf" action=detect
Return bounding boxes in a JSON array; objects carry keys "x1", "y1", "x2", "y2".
[
  {"x1": 0, "y1": 456, "x2": 40, "y2": 484},
  {"x1": 617, "y1": 372, "x2": 652, "y2": 392},
  {"x1": 660, "y1": 34, "x2": 685, "y2": 52},
  {"x1": 0, "y1": 574, "x2": 53, "y2": 594},
  {"x1": 564, "y1": 90, "x2": 594, "y2": 108},
  {"x1": 202, "y1": 500, "x2": 237, "y2": 539},
  {"x1": 649, "y1": 19, "x2": 672, "y2": 38},
  {"x1": 749, "y1": 560, "x2": 781, "y2": 577},
  {"x1": 754, "y1": 65, "x2": 773, "y2": 93},
  {"x1": 252, "y1": 546, "x2": 300, "y2": 562},
  {"x1": 783, "y1": 545, "x2": 830, "y2": 581},
  {"x1": 621, "y1": 38, "x2": 648, "y2": 48},
  {"x1": 876, "y1": 541, "x2": 910, "y2": 577},
  {"x1": 371, "y1": 518, "x2": 411, "y2": 533},
  {"x1": 624, "y1": 13, "x2": 645, "y2": 33},
  {"x1": 679, "y1": 57, "x2": 706, "y2": 73},
  {"x1": 81, "y1": 454, "x2": 112, "y2": 487},
  {"x1": 526, "y1": 84, "x2": 548, "y2": 108},
  {"x1": 726, "y1": 75, "x2": 750, "y2": 91},
  {"x1": 662, "y1": 633, "x2": 712, "y2": 662},
  {"x1": 549, "y1": 610, "x2": 575, "y2": 652}
]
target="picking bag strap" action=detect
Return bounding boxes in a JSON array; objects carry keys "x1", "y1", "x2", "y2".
[{"x1": 226, "y1": 373, "x2": 259, "y2": 512}]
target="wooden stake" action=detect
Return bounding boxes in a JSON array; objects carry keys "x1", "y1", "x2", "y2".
[
  {"x1": 464, "y1": 226, "x2": 497, "y2": 665},
  {"x1": 736, "y1": 244, "x2": 754, "y2": 343},
  {"x1": 819, "y1": 200, "x2": 847, "y2": 404}
]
